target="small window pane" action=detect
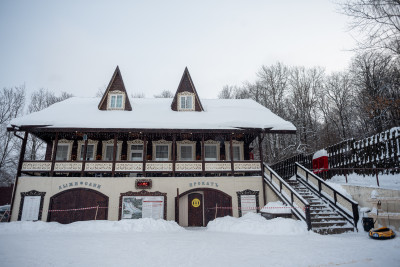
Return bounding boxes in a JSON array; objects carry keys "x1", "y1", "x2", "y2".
[
  {"x1": 185, "y1": 96, "x2": 192, "y2": 109},
  {"x1": 116, "y1": 95, "x2": 123, "y2": 107},
  {"x1": 80, "y1": 144, "x2": 95, "y2": 160},
  {"x1": 56, "y1": 145, "x2": 69, "y2": 160},
  {"x1": 105, "y1": 145, "x2": 118, "y2": 161},
  {"x1": 180, "y1": 146, "x2": 192, "y2": 160},
  {"x1": 156, "y1": 145, "x2": 169, "y2": 160},
  {"x1": 205, "y1": 145, "x2": 217, "y2": 160},
  {"x1": 233, "y1": 146, "x2": 241, "y2": 161},
  {"x1": 180, "y1": 96, "x2": 186, "y2": 109},
  {"x1": 110, "y1": 95, "x2": 116, "y2": 108},
  {"x1": 131, "y1": 144, "x2": 143, "y2": 161}
]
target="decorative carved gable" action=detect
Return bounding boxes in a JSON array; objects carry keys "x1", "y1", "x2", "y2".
[
  {"x1": 171, "y1": 67, "x2": 204, "y2": 112},
  {"x1": 98, "y1": 66, "x2": 132, "y2": 111}
]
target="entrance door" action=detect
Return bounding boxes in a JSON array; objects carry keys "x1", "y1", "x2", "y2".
[
  {"x1": 48, "y1": 188, "x2": 108, "y2": 224},
  {"x1": 188, "y1": 193, "x2": 203, "y2": 226}
]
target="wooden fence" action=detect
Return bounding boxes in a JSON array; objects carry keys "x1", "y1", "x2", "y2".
[{"x1": 270, "y1": 127, "x2": 400, "y2": 180}]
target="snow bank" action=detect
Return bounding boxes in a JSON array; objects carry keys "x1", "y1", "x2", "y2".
[
  {"x1": 0, "y1": 218, "x2": 184, "y2": 233},
  {"x1": 206, "y1": 213, "x2": 311, "y2": 235},
  {"x1": 325, "y1": 182, "x2": 353, "y2": 199},
  {"x1": 260, "y1": 201, "x2": 291, "y2": 214}
]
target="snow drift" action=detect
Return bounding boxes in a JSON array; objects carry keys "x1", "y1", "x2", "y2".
[
  {"x1": 206, "y1": 213, "x2": 311, "y2": 235},
  {"x1": 0, "y1": 218, "x2": 184, "y2": 233}
]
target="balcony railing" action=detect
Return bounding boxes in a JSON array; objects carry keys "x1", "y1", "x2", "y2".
[{"x1": 20, "y1": 160, "x2": 262, "y2": 176}]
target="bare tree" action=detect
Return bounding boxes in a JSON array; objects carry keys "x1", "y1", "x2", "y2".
[
  {"x1": 26, "y1": 89, "x2": 73, "y2": 161},
  {"x1": 341, "y1": 0, "x2": 400, "y2": 55},
  {"x1": 154, "y1": 90, "x2": 173, "y2": 98},
  {"x1": 0, "y1": 86, "x2": 25, "y2": 185},
  {"x1": 131, "y1": 92, "x2": 145, "y2": 98}
]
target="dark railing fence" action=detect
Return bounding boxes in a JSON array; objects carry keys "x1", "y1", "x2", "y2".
[{"x1": 270, "y1": 127, "x2": 400, "y2": 180}]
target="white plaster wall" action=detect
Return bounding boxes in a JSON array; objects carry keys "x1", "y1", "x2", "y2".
[{"x1": 11, "y1": 176, "x2": 265, "y2": 223}]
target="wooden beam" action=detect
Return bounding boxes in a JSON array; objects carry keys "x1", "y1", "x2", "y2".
[
  {"x1": 230, "y1": 134, "x2": 234, "y2": 176},
  {"x1": 50, "y1": 132, "x2": 59, "y2": 176},
  {"x1": 142, "y1": 135, "x2": 147, "y2": 177},
  {"x1": 81, "y1": 136, "x2": 88, "y2": 177},
  {"x1": 172, "y1": 134, "x2": 176, "y2": 177},
  {"x1": 111, "y1": 134, "x2": 117, "y2": 177},
  {"x1": 9, "y1": 131, "x2": 28, "y2": 221},
  {"x1": 201, "y1": 135, "x2": 205, "y2": 176}
]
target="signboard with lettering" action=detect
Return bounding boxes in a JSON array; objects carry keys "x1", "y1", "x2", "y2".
[
  {"x1": 240, "y1": 195, "x2": 257, "y2": 215},
  {"x1": 122, "y1": 196, "x2": 164, "y2": 220},
  {"x1": 21, "y1": 196, "x2": 41, "y2": 221}
]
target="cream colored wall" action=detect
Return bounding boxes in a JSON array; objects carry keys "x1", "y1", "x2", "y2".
[{"x1": 11, "y1": 176, "x2": 265, "y2": 223}]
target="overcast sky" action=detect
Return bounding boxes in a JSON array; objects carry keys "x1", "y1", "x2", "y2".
[{"x1": 0, "y1": 0, "x2": 356, "y2": 99}]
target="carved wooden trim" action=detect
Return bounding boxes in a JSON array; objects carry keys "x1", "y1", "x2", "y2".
[
  {"x1": 225, "y1": 141, "x2": 244, "y2": 161},
  {"x1": 52, "y1": 139, "x2": 73, "y2": 160},
  {"x1": 107, "y1": 90, "x2": 126, "y2": 110},
  {"x1": 77, "y1": 139, "x2": 98, "y2": 160},
  {"x1": 176, "y1": 140, "x2": 196, "y2": 160},
  {"x1": 118, "y1": 190, "x2": 167, "y2": 220},
  {"x1": 236, "y1": 189, "x2": 259, "y2": 217},
  {"x1": 152, "y1": 140, "x2": 172, "y2": 160},
  {"x1": 18, "y1": 190, "x2": 46, "y2": 221},
  {"x1": 177, "y1": 92, "x2": 195, "y2": 111},
  {"x1": 102, "y1": 139, "x2": 122, "y2": 160},
  {"x1": 127, "y1": 139, "x2": 145, "y2": 161}
]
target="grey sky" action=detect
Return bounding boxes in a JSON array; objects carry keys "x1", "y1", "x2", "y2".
[{"x1": 0, "y1": 0, "x2": 355, "y2": 99}]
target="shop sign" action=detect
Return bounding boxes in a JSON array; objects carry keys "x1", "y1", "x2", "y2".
[
  {"x1": 58, "y1": 181, "x2": 102, "y2": 191},
  {"x1": 189, "y1": 181, "x2": 219, "y2": 188}
]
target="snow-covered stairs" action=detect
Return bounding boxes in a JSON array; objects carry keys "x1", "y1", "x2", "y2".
[{"x1": 287, "y1": 180, "x2": 354, "y2": 235}]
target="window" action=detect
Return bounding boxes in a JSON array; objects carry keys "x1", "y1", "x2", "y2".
[
  {"x1": 180, "y1": 95, "x2": 193, "y2": 110},
  {"x1": 79, "y1": 144, "x2": 95, "y2": 160},
  {"x1": 225, "y1": 142, "x2": 244, "y2": 161},
  {"x1": 109, "y1": 94, "x2": 124, "y2": 109},
  {"x1": 205, "y1": 145, "x2": 217, "y2": 161},
  {"x1": 155, "y1": 145, "x2": 169, "y2": 161},
  {"x1": 56, "y1": 144, "x2": 69, "y2": 160},
  {"x1": 130, "y1": 144, "x2": 143, "y2": 161},
  {"x1": 180, "y1": 145, "x2": 193, "y2": 161},
  {"x1": 105, "y1": 145, "x2": 119, "y2": 161}
]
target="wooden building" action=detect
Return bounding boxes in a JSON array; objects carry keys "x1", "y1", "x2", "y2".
[{"x1": 7, "y1": 67, "x2": 295, "y2": 226}]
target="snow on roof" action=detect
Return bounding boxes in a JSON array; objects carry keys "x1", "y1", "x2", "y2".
[{"x1": 10, "y1": 97, "x2": 296, "y2": 131}]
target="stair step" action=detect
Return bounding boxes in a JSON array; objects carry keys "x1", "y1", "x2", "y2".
[
  {"x1": 311, "y1": 216, "x2": 345, "y2": 222},
  {"x1": 311, "y1": 221, "x2": 348, "y2": 228},
  {"x1": 313, "y1": 227, "x2": 354, "y2": 235}
]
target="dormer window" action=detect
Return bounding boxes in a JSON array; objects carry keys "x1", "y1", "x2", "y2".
[
  {"x1": 107, "y1": 91, "x2": 125, "y2": 110},
  {"x1": 178, "y1": 92, "x2": 195, "y2": 111}
]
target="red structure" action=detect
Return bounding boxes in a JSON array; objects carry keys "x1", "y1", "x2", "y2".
[{"x1": 312, "y1": 150, "x2": 328, "y2": 174}]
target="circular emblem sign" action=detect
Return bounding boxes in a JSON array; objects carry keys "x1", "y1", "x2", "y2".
[{"x1": 191, "y1": 198, "x2": 201, "y2": 208}]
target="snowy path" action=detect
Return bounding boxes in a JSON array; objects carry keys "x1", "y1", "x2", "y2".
[{"x1": 1, "y1": 228, "x2": 399, "y2": 266}]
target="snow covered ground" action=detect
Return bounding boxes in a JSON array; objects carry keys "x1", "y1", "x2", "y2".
[
  {"x1": 329, "y1": 173, "x2": 400, "y2": 190},
  {"x1": 1, "y1": 214, "x2": 399, "y2": 267}
]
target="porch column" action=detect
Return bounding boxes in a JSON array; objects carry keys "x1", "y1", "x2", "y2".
[
  {"x1": 172, "y1": 133, "x2": 176, "y2": 177},
  {"x1": 81, "y1": 135, "x2": 88, "y2": 177},
  {"x1": 10, "y1": 131, "x2": 28, "y2": 221},
  {"x1": 201, "y1": 135, "x2": 205, "y2": 176},
  {"x1": 50, "y1": 132, "x2": 59, "y2": 176},
  {"x1": 230, "y1": 134, "x2": 234, "y2": 176},
  {"x1": 258, "y1": 133, "x2": 266, "y2": 206},
  {"x1": 111, "y1": 134, "x2": 117, "y2": 177},
  {"x1": 142, "y1": 134, "x2": 147, "y2": 177}
]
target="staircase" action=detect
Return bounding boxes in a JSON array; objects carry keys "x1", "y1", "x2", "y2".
[
  {"x1": 263, "y1": 162, "x2": 359, "y2": 235},
  {"x1": 287, "y1": 180, "x2": 354, "y2": 234}
]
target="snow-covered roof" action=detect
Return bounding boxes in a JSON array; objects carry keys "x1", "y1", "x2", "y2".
[{"x1": 9, "y1": 97, "x2": 296, "y2": 131}]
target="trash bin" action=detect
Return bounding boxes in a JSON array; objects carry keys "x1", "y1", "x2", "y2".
[{"x1": 362, "y1": 217, "x2": 374, "y2": 232}]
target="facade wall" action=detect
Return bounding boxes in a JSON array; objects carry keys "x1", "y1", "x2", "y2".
[{"x1": 11, "y1": 176, "x2": 264, "y2": 224}]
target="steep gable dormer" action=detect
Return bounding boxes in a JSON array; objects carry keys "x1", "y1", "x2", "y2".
[
  {"x1": 171, "y1": 67, "x2": 204, "y2": 112},
  {"x1": 98, "y1": 66, "x2": 132, "y2": 111}
]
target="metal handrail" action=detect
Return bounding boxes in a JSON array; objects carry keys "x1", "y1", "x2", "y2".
[
  {"x1": 263, "y1": 163, "x2": 312, "y2": 230},
  {"x1": 295, "y1": 162, "x2": 359, "y2": 230}
]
